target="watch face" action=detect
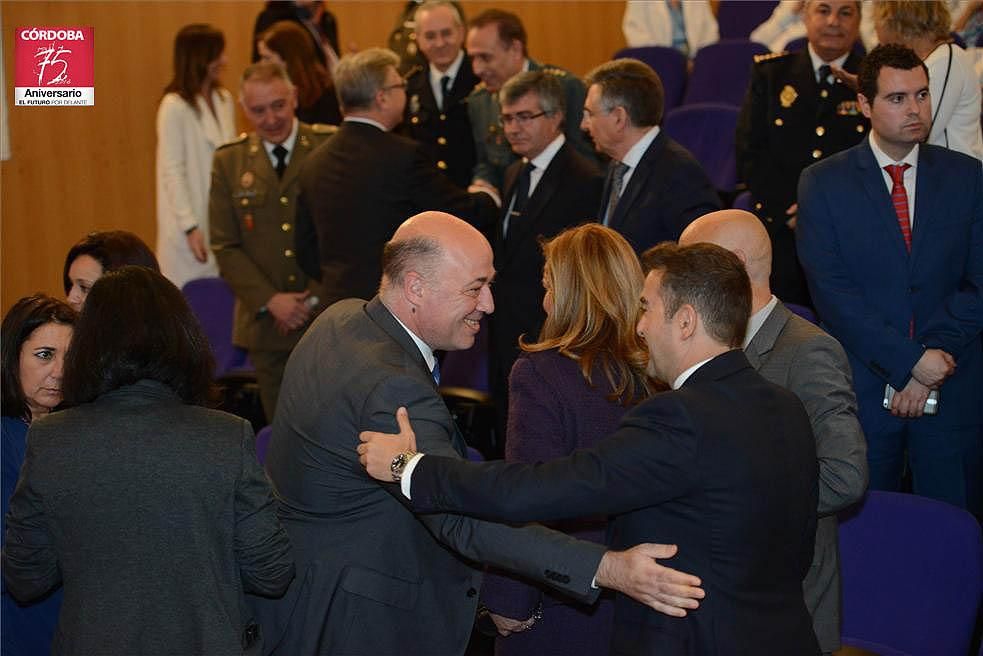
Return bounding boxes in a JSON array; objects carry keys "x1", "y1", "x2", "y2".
[{"x1": 390, "y1": 452, "x2": 408, "y2": 481}]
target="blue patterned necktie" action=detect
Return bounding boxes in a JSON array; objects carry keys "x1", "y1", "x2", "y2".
[{"x1": 431, "y1": 358, "x2": 441, "y2": 385}]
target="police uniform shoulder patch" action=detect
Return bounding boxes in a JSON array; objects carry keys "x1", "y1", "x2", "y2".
[
  {"x1": 216, "y1": 132, "x2": 248, "y2": 151},
  {"x1": 754, "y1": 51, "x2": 790, "y2": 64}
]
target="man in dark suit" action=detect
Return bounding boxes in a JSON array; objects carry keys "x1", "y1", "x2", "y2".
[
  {"x1": 581, "y1": 58, "x2": 720, "y2": 255},
  {"x1": 294, "y1": 48, "x2": 499, "y2": 308},
  {"x1": 797, "y1": 44, "x2": 983, "y2": 515},
  {"x1": 210, "y1": 62, "x2": 335, "y2": 419},
  {"x1": 489, "y1": 69, "x2": 604, "y2": 441},
  {"x1": 680, "y1": 209, "x2": 868, "y2": 655},
  {"x1": 359, "y1": 242, "x2": 821, "y2": 656},
  {"x1": 256, "y1": 212, "x2": 705, "y2": 655},
  {"x1": 736, "y1": 0, "x2": 869, "y2": 307},
  {"x1": 400, "y1": 1, "x2": 479, "y2": 189},
  {"x1": 466, "y1": 9, "x2": 596, "y2": 191}
]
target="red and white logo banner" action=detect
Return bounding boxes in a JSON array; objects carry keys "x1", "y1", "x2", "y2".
[{"x1": 14, "y1": 26, "x2": 94, "y2": 106}]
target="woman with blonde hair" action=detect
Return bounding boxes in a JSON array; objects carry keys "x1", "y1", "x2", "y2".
[
  {"x1": 258, "y1": 20, "x2": 342, "y2": 125},
  {"x1": 156, "y1": 24, "x2": 236, "y2": 288},
  {"x1": 480, "y1": 223, "x2": 651, "y2": 656},
  {"x1": 874, "y1": 0, "x2": 983, "y2": 161}
]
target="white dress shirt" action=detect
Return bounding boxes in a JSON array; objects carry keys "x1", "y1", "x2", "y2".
[
  {"x1": 262, "y1": 118, "x2": 299, "y2": 168},
  {"x1": 429, "y1": 50, "x2": 465, "y2": 111},
  {"x1": 743, "y1": 295, "x2": 779, "y2": 348},
  {"x1": 503, "y1": 133, "x2": 566, "y2": 236}
]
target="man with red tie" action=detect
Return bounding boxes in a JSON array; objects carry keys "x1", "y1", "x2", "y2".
[{"x1": 797, "y1": 44, "x2": 982, "y2": 515}]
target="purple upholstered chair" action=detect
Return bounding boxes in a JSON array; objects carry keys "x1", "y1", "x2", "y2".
[
  {"x1": 255, "y1": 425, "x2": 273, "y2": 465},
  {"x1": 838, "y1": 491, "x2": 983, "y2": 656},
  {"x1": 663, "y1": 103, "x2": 740, "y2": 193},
  {"x1": 613, "y1": 46, "x2": 688, "y2": 115},
  {"x1": 684, "y1": 39, "x2": 769, "y2": 106},
  {"x1": 732, "y1": 190, "x2": 753, "y2": 212},
  {"x1": 182, "y1": 277, "x2": 252, "y2": 378},
  {"x1": 717, "y1": 0, "x2": 779, "y2": 39}
]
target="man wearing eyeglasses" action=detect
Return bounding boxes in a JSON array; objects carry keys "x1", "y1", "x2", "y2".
[
  {"x1": 582, "y1": 58, "x2": 719, "y2": 256},
  {"x1": 294, "y1": 47, "x2": 499, "y2": 309},
  {"x1": 489, "y1": 69, "x2": 604, "y2": 447},
  {"x1": 465, "y1": 9, "x2": 596, "y2": 191}
]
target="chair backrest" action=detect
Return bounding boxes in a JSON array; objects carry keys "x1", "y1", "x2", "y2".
[
  {"x1": 255, "y1": 425, "x2": 273, "y2": 465},
  {"x1": 663, "y1": 102, "x2": 740, "y2": 192},
  {"x1": 613, "y1": 46, "x2": 688, "y2": 115},
  {"x1": 732, "y1": 190, "x2": 753, "y2": 212},
  {"x1": 439, "y1": 316, "x2": 490, "y2": 391},
  {"x1": 181, "y1": 277, "x2": 250, "y2": 377},
  {"x1": 684, "y1": 39, "x2": 770, "y2": 106},
  {"x1": 838, "y1": 491, "x2": 983, "y2": 656},
  {"x1": 440, "y1": 386, "x2": 500, "y2": 460},
  {"x1": 717, "y1": 0, "x2": 779, "y2": 39}
]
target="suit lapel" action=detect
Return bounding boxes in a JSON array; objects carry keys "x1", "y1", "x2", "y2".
[
  {"x1": 744, "y1": 303, "x2": 791, "y2": 369},
  {"x1": 854, "y1": 139, "x2": 911, "y2": 261},
  {"x1": 610, "y1": 133, "x2": 661, "y2": 230},
  {"x1": 500, "y1": 145, "x2": 568, "y2": 266},
  {"x1": 909, "y1": 146, "x2": 937, "y2": 271}
]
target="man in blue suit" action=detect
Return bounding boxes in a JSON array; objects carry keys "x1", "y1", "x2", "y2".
[{"x1": 797, "y1": 44, "x2": 982, "y2": 515}]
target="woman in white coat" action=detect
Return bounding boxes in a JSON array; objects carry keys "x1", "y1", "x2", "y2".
[{"x1": 155, "y1": 24, "x2": 236, "y2": 289}]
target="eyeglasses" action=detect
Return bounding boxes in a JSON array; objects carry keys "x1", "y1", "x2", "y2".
[
  {"x1": 499, "y1": 111, "x2": 546, "y2": 127},
  {"x1": 381, "y1": 81, "x2": 407, "y2": 93}
]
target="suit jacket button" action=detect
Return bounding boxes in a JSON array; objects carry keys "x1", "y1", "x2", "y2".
[
  {"x1": 774, "y1": 118, "x2": 783, "y2": 126},
  {"x1": 280, "y1": 196, "x2": 289, "y2": 206},
  {"x1": 439, "y1": 113, "x2": 447, "y2": 121},
  {"x1": 467, "y1": 587, "x2": 477, "y2": 597},
  {"x1": 281, "y1": 222, "x2": 292, "y2": 232},
  {"x1": 815, "y1": 126, "x2": 825, "y2": 136},
  {"x1": 284, "y1": 249, "x2": 294, "y2": 258},
  {"x1": 812, "y1": 149, "x2": 822, "y2": 159},
  {"x1": 437, "y1": 136, "x2": 447, "y2": 145},
  {"x1": 437, "y1": 160, "x2": 448, "y2": 170}
]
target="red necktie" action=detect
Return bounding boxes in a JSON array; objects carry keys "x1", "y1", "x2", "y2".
[{"x1": 885, "y1": 164, "x2": 912, "y2": 252}]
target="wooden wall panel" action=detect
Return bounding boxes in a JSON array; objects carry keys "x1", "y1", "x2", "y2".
[{"x1": 1, "y1": 1, "x2": 627, "y2": 312}]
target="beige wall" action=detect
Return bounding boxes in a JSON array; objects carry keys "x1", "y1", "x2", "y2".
[{"x1": 1, "y1": 1, "x2": 626, "y2": 312}]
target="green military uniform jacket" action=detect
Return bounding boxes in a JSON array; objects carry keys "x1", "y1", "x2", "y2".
[
  {"x1": 209, "y1": 122, "x2": 335, "y2": 352},
  {"x1": 467, "y1": 59, "x2": 596, "y2": 190}
]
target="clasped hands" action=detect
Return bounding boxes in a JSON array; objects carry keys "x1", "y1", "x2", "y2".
[
  {"x1": 357, "y1": 407, "x2": 705, "y2": 618},
  {"x1": 890, "y1": 348, "x2": 955, "y2": 418}
]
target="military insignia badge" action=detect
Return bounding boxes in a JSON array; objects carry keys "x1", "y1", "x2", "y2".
[
  {"x1": 243, "y1": 213, "x2": 254, "y2": 232},
  {"x1": 410, "y1": 94, "x2": 420, "y2": 115},
  {"x1": 836, "y1": 100, "x2": 859, "y2": 116},
  {"x1": 240, "y1": 171, "x2": 254, "y2": 188},
  {"x1": 780, "y1": 85, "x2": 797, "y2": 108}
]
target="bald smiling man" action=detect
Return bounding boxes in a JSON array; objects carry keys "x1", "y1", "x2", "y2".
[{"x1": 678, "y1": 210, "x2": 868, "y2": 655}]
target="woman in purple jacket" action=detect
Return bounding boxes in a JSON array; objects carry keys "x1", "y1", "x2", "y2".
[{"x1": 481, "y1": 223, "x2": 655, "y2": 656}]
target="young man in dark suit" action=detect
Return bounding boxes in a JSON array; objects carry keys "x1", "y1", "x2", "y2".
[
  {"x1": 489, "y1": 69, "x2": 604, "y2": 442},
  {"x1": 360, "y1": 242, "x2": 821, "y2": 656},
  {"x1": 797, "y1": 44, "x2": 982, "y2": 515},
  {"x1": 680, "y1": 209, "x2": 868, "y2": 655},
  {"x1": 581, "y1": 58, "x2": 720, "y2": 255}
]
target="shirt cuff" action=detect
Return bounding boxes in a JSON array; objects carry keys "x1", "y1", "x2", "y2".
[{"x1": 400, "y1": 453, "x2": 425, "y2": 499}]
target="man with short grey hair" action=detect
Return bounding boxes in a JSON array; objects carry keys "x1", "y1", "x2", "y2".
[
  {"x1": 582, "y1": 58, "x2": 719, "y2": 254},
  {"x1": 294, "y1": 48, "x2": 499, "y2": 309},
  {"x1": 488, "y1": 69, "x2": 603, "y2": 441},
  {"x1": 209, "y1": 61, "x2": 335, "y2": 419}
]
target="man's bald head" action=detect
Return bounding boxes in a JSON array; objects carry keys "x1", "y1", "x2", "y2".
[
  {"x1": 381, "y1": 212, "x2": 490, "y2": 291},
  {"x1": 678, "y1": 210, "x2": 772, "y2": 288},
  {"x1": 381, "y1": 212, "x2": 495, "y2": 351}
]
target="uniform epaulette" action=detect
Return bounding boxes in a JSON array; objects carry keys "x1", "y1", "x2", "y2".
[
  {"x1": 754, "y1": 51, "x2": 790, "y2": 64},
  {"x1": 469, "y1": 82, "x2": 487, "y2": 96},
  {"x1": 404, "y1": 64, "x2": 424, "y2": 79},
  {"x1": 216, "y1": 133, "x2": 248, "y2": 151},
  {"x1": 541, "y1": 66, "x2": 566, "y2": 77},
  {"x1": 311, "y1": 123, "x2": 338, "y2": 135}
]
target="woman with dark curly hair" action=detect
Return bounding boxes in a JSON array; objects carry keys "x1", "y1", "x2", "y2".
[
  {"x1": 1, "y1": 294, "x2": 76, "y2": 656},
  {"x1": 62, "y1": 230, "x2": 159, "y2": 311}
]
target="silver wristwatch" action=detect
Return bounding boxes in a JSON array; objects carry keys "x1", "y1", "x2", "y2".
[{"x1": 390, "y1": 451, "x2": 417, "y2": 482}]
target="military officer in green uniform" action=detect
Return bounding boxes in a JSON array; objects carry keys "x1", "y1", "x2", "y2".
[
  {"x1": 465, "y1": 9, "x2": 596, "y2": 191},
  {"x1": 736, "y1": 0, "x2": 868, "y2": 307},
  {"x1": 210, "y1": 61, "x2": 335, "y2": 419}
]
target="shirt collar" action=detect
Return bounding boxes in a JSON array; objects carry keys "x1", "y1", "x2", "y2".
[
  {"x1": 743, "y1": 295, "x2": 778, "y2": 348},
  {"x1": 672, "y1": 356, "x2": 714, "y2": 390},
  {"x1": 429, "y1": 49, "x2": 464, "y2": 86},
  {"x1": 344, "y1": 116, "x2": 388, "y2": 132},
  {"x1": 386, "y1": 306, "x2": 436, "y2": 372},
  {"x1": 528, "y1": 133, "x2": 566, "y2": 170},
  {"x1": 869, "y1": 131, "x2": 919, "y2": 170},
  {"x1": 622, "y1": 125, "x2": 661, "y2": 169},
  {"x1": 262, "y1": 118, "x2": 299, "y2": 160},
  {"x1": 807, "y1": 43, "x2": 850, "y2": 81}
]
